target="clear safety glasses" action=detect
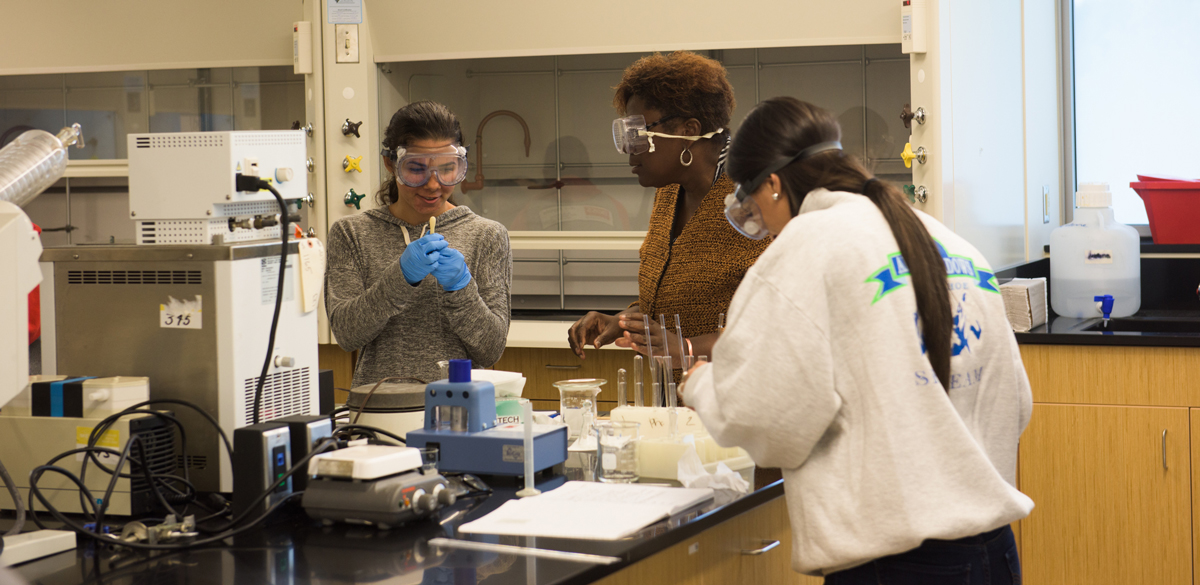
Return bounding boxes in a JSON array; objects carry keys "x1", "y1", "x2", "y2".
[
  {"x1": 724, "y1": 141, "x2": 843, "y2": 240},
  {"x1": 383, "y1": 145, "x2": 469, "y2": 188},
  {"x1": 612, "y1": 114, "x2": 725, "y2": 155}
]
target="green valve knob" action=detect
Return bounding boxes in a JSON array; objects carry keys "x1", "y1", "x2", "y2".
[
  {"x1": 296, "y1": 192, "x2": 315, "y2": 210},
  {"x1": 902, "y1": 184, "x2": 916, "y2": 204},
  {"x1": 344, "y1": 188, "x2": 365, "y2": 210}
]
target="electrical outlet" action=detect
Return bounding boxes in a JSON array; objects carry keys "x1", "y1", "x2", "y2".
[{"x1": 335, "y1": 24, "x2": 359, "y2": 63}]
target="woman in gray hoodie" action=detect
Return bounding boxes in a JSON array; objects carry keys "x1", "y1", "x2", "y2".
[{"x1": 324, "y1": 101, "x2": 512, "y2": 386}]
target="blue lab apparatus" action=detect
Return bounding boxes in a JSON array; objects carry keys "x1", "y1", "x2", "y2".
[{"x1": 405, "y1": 360, "x2": 568, "y2": 476}]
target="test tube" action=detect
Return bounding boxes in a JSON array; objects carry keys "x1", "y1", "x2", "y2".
[
  {"x1": 617, "y1": 368, "x2": 627, "y2": 407},
  {"x1": 674, "y1": 314, "x2": 687, "y2": 369},
  {"x1": 633, "y1": 355, "x2": 644, "y2": 407},
  {"x1": 717, "y1": 312, "x2": 726, "y2": 334},
  {"x1": 643, "y1": 314, "x2": 659, "y2": 406},
  {"x1": 665, "y1": 356, "x2": 676, "y2": 409}
]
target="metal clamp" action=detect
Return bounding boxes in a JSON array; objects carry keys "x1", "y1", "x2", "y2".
[
  {"x1": 741, "y1": 540, "x2": 781, "y2": 556},
  {"x1": 1163, "y1": 429, "x2": 1168, "y2": 471}
]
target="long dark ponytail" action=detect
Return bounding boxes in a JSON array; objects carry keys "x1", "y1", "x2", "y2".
[
  {"x1": 727, "y1": 97, "x2": 953, "y2": 391},
  {"x1": 375, "y1": 101, "x2": 464, "y2": 207}
]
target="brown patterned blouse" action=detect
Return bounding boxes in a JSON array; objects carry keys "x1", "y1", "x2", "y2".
[{"x1": 637, "y1": 174, "x2": 770, "y2": 340}]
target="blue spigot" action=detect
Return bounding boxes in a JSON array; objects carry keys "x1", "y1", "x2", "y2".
[{"x1": 1094, "y1": 295, "x2": 1115, "y2": 326}]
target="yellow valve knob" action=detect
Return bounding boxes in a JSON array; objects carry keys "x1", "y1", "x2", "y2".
[
  {"x1": 900, "y1": 143, "x2": 927, "y2": 169},
  {"x1": 343, "y1": 155, "x2": 363, "y2": 173}
]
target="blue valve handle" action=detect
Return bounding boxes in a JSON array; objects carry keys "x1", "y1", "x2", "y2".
[{"x1": 1094, "y1": 295, "x2": 1115, "y2": 322}]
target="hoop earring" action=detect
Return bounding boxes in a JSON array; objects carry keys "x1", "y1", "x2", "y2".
[{"x1": 680, "y1": 148, "x2": 694, "y2": 167}]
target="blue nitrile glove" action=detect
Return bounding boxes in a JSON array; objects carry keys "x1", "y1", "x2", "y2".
[
  {"x1": 432, "y1": 246, "x2": 472, "y2": 292},
  {"x1": 400, "y1": 234, "x2": 447, "y2": 285}
]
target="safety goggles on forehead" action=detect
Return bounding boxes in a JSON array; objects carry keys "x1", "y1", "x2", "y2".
[
  {"x1": 724, "y1": 141, "x2": 843, "y2": 240},
  {"x1": 381, "y1": 145, "x2": 469, "y2": 188},
  {"x1": 612, "y1": 114, "x2": 725, "y2": 155}
]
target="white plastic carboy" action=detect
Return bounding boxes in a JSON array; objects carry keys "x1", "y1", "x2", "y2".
[{"x1": 1050, "y1": 182, "x2": 1141, "y2": 320}]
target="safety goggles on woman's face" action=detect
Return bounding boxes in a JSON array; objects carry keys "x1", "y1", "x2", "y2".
[
  {"x1": 724, "y1": 141, "x2": 843, "y2": 240},
  {"x1": 382, "y1": 145, "x2": 469, "y2": 188},
  {"x1": 612, "y1": 114, "x2": 725, "y2": 155}
]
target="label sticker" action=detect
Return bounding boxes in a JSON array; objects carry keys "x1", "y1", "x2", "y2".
[
  {"x1": 327, "y1": 0, "x2": 362, "y2": 24},
  {"x1": 1085, "y1": 250, "x2": 1114, "y2": 264},
  {"x1": 298, "y1": 238, "x2": 327, "y2": 314},
  {"x1": 160, "y1": 295, "x2": 202, "y2": 329},
  {"x1": 902, "y1": 14, "x2": 913, "y2": 36},
  {"x1": 261, "y1": 257, "x2": 296, "y2": 305},
  {"x1": 502, "y1": 445, "x2": 524, "y2": 463},
  {"x1": 76, "y1": 427, "x2": 120, "y2": 462}
]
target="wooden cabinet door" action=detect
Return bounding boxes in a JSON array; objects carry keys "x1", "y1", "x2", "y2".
[
  {"x1": 698, "y1": 497, "x2": 823, "y2": 584},
  {"x1": 493, "y1": 347, "x2": 639, "y2": 411},
  {"x1": 1018, "y1": 404, "x2": 1191, "y2": 584},
  {"x1": 1189, "y1": 410, "x2": 1200, "y2": 585}
]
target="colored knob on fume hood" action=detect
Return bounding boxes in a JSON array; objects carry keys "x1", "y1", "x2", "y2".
[
  {"x1": 900, "y1": 143, "x2": 927, "y2": 169},
  {"x1": 343, "y1": 155, "x2": 363, "y2": 173},
  {"x1": 344, "y1": 188, "x2": 365, "y2": 210},
  {"x1": 342, "y1": 119, "x2": 363, "y2": 138}
]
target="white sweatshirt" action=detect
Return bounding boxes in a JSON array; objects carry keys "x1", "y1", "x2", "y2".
[{"x1": 685, "y1": 189, "x2": 1034, "y2": 576}]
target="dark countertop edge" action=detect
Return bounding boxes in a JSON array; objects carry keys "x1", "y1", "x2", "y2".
[
  {"x1": 1015, "y1": 331, "x2": 1200, "y2": 348},
  {"x1": 557, "y1": 481, "x2": 787, "y2": 585}
]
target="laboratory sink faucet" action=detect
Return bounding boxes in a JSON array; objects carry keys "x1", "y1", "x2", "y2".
[{"x1": 459, "y1": 110, "x2": 531, "y2": 194}]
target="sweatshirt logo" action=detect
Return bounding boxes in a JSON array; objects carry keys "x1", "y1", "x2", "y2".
[{"x1": 866, "y1": 241, "x2": 999, "y2": 304}]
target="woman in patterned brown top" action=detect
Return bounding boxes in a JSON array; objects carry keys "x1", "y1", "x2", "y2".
[{"x1": 568, "y1": 51, "x2": 769, "y2": 374}]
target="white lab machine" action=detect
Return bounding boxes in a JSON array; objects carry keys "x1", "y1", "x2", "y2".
[
  {"x1": 126, "y1": 130, "x2": 307, "y2": 245},
  {"x1": 38, "y1": 130, "x2": 319, "y2": 493},
  {"x1": 0, "y1": 124, "x2": 83, "y2": 565}
]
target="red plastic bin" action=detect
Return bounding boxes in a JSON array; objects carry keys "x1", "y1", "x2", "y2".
[{"x1": 1131, "y1": 176, "x2": 1200, "y2": 244}]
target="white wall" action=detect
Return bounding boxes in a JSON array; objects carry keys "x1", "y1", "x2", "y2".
[
  {"x1": 0, "y1": 0, "x2": 301, "y2": 75},
  {"x1": 910, "y1": 0, "x2": 1060, "y2": 270},
  {"x1": 1023, "y1": 0, "x2": 1063, "y2": 260},
  {"x1": 369, "y1": 0, "x2": 900, "y2": 62}
]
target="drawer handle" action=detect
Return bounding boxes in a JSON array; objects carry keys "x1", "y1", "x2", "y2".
[
  {"x1": 545, "y1": 365, "x2": 582, "y2": 370},
  {"x1": 741, "y1": 540, "x2": 780, "y2": 556},
  {"x1": 1163, "y1": 429, "x2": 1168, "y2": 471}
]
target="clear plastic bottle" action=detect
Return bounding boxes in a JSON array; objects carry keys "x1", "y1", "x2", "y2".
[
  {"x1": 1050, "y1": 182, "x2": 1141, "y2": 318},
  {"x1": 0, "y1": 124, "x2": 83, "y2": 207}
]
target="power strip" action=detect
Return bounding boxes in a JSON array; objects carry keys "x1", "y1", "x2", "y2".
[{"x1": 0, "y1": 530, "x2": 76, "y2": 567}]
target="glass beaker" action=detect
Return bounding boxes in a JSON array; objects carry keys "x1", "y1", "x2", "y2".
[
  {"x1": 594, "y1": 421, "x2": 640, "y2": 483},
  {"x1": 553, "y1": 378, "x2": 605, "y2": 439}
]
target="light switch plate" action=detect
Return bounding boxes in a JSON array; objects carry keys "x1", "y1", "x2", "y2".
[
  {"x1": 335, "y1": 24, "x2": 358, "y2": 63},
  {"x1": 1043, "y1": 185, "x2": 1050, "y2": 224}
]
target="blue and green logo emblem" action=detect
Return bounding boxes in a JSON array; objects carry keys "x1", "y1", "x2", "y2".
[{"x1": 866, "y1": 241, "x2": 999, "y2": 304}]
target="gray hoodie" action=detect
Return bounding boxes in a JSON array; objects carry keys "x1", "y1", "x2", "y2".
[{"x1": 324, "y1": 205, "x2": 511, "y2": 386}]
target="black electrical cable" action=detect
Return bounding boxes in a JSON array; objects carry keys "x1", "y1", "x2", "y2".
[
  {"x1": 332, "y1": 424, "x2": 407, "y2": 445},
  {"x1": 241, "y1": 177, "x2": 290, "y2": 425},
  {"x1": 0, "y1": 456, "x2": 24, "y2": 538},
  {"x1": 80, "y1": 409, "x2": 191, "y2": 518},
  {"x1": 91, "y1": 399, "x2": 233, "y2": 462},
  {"x1": 29, "y1": 439, "x2": 338, "y2": 550},
  {"x1": 198, "y1": 438, "x2": 338, "y2": 534}
]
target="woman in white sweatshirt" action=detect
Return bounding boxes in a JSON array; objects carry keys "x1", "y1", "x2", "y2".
[{"x1": 678, "y1": 97, "x2": 1034, "y2": 583}]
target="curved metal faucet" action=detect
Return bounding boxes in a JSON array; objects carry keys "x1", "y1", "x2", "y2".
[{"x1": 459, "y1": 110, "x2": 531, "y2": 193}]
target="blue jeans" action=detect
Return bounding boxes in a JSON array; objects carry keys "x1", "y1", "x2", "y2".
[{"x1": 824, "y1": 526, "x2": 1021, "y2": 585}]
